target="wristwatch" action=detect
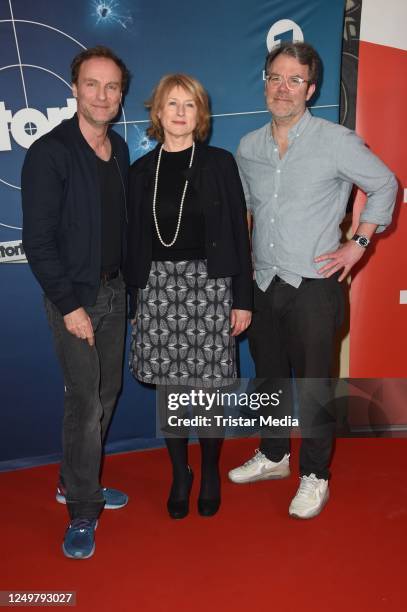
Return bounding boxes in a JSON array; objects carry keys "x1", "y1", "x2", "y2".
[{"x1": 352, "y1": 234, "x2": 370, "y2": 248}]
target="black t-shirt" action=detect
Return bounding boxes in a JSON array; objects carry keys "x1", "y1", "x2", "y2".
[
  {"x1": 151, "y1": 146, "x2": 206, "y2": 261},
  {"x1": 97, "y1": 154, "x2": 124, "y2": 272}
]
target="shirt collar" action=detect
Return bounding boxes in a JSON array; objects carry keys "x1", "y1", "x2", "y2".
[{"x1": 269, "y1": 108, "x2": 312, "y2": 143}]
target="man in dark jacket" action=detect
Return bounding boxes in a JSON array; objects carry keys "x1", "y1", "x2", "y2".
[{"x1": 22, "y1": 46, "x2": 130, "y2": 559}]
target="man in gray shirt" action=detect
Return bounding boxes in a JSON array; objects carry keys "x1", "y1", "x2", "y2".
[{"x1": 228, "y1": 42, "x2": 397, "y2": 519}]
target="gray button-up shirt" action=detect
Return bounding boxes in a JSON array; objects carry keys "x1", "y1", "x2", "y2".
[{"x1": 236, "y1": 110, "x2": 397, "y2": 290}]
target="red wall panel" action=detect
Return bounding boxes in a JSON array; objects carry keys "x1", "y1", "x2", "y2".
[{"x1": 350, "y1": 41, "x2": 407, "y2": 377}]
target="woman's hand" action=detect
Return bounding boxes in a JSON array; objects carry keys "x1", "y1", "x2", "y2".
[{"x1": 230, "y1": 309, "x2": 252, "y2": 336}]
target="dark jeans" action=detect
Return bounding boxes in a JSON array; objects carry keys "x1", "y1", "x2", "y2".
[
  {"x1": 248, "y1": 276, "x2": 344, "y2": 479},
  {"x1": 44, "y1": 276, "x2": 126, "y2": 519}
]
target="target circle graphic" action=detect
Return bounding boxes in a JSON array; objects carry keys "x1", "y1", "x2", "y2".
[{"x1": 0, "y1": 18, "x2": 127, "y2": 232}]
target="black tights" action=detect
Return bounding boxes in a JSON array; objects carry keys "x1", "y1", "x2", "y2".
[{"x1": 165, "y1": 436, "x2": 223, "y2": 501}]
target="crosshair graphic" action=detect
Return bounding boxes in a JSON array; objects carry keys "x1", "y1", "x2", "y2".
[
  {"x1": 0, "y1": 0, "x2": 129, "y2": 232},
  {"x1": 1, "y1": 1, "x2": 340, "y2": 235}
]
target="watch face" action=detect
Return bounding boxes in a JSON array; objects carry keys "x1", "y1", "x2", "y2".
[{"x1": 358, "y1": 237, "x2": 369, "y2": 247}]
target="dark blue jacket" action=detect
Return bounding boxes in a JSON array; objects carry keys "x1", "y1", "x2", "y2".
[{"x1": 22, "y1": 114, "x2": 129, "y2": 315}]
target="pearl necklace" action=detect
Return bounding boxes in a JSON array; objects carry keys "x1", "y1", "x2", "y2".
[{"x1": 152, "y1": 142, "x2": 195, "y2": 247}]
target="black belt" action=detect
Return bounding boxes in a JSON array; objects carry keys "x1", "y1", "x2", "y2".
[{"x1": 100, "y1": 269, "x2": 120, "y2": 282}]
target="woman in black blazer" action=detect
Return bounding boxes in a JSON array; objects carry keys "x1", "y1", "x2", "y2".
[{"x1": 125, "y1": 73, "x2": 252, "y2": 519}]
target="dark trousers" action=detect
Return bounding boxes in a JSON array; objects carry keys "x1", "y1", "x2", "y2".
[
  {"x1": 248, "y1": 276, "x2": 344, "y2": 479},
  {"x1": 44, "y1": 276, "x2": 126, "y2": 519}
]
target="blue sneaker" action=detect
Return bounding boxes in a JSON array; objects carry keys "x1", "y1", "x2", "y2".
[
  {"x1": 56, "y1": 486, "x2": 128, "y2": 510},
  {"x1": 62, "y1": 518, "x2": 97, "y2": 559}
]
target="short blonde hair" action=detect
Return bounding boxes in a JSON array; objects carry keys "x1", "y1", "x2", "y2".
[{"x1": 146, "y1": 73, "x2": 211, "y2": 143}]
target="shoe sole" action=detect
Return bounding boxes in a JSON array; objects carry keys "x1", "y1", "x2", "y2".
[
  {"x1": 198, "y1": 499, "x2": 221, "y2": 517},
  {"x1": 62, "y1": 542, "x2": 95, "y2": 559},
  {"x1": 289, "y1": 489, "x2": 330, "y2": 520},
  {"x1": 228, "y1": 468, "x2": 290, "y2": 484},
  {"x1": 167, "y1": 511, "x2": 189, "y2": 520},
  {"x1": 62, "y1": 520, "x2": 98, "y2": 559},
  {"x1": 56, "y1": 493, "x2": 128, "y2": 510}
]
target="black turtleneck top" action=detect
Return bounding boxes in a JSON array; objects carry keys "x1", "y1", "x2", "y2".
[{"x1": 151, "y1": 146, "x2": 206, "y2": 261}]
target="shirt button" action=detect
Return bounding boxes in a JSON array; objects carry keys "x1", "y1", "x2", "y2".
[
  {"x1": 276, "y1": 169, "x2": 281, "y2": 174},
  {"x1": 274, "y1": 148, "x2": 278, "y2": 153},
  {"x1": 271, "y1": 218, "x2": 275, "y2": 223},
  {"x1": 273, "y1": 266, "x2": 278, "y2": 270},
  {"x1": 274, "y1": 193, "x2": 278, "y2": 198},
  {"x1": 270, "y1": 243, "x2": 274, "y2": 248}
]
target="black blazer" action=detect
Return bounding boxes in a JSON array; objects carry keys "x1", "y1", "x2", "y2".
[{"x1": 124, "y1": 143, "x2": 253, "y2": 310}]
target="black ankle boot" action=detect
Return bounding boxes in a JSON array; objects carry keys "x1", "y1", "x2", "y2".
[
  {"x1": 167, "y1": 467, "x2": 194, "y2": 519},
  {"x1": 198, "y1": 469, "x2": 221, "y2": 517},
  {"x1": 197, "y1": 496, "x2": 220, "y2": 517},
  {"x1": 198, "y1": 437, "x2": 222, "y2": 517}
]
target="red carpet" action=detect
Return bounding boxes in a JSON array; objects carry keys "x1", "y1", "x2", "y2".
[{"x1": 1, "y1": 438, "x2": 406, "y2": 611}]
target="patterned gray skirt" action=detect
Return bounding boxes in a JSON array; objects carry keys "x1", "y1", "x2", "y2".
[{"x1": 129, "y1": 260, "x2": 236, "y2": 387}]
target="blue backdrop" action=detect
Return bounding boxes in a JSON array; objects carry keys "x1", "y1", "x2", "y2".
[{"x1": 0, "y1": 0, "x2": 345, "y2": 468}]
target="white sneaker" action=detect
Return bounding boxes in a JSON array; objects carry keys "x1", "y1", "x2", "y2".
[
  {"x1": 228, "y1": 449, "x2": 290, "y2": 484},
  {"x1": 289, "y1": 474, "x2": 329, "y2": 519}
]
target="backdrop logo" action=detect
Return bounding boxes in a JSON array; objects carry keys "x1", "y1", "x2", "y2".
[
  {"x1": 0, "y1": 239, "x2": 25, "y2": 263},
  {"x1": 0, "y1": 99, "x2": 76, "y2": 151},
  {"x1": 266, "y1": 19, "x2": 304, "y2": 50},
  {"x1": 0, "y1": 8, "x2": 123, "y2": 256},
  {"x1": 0, "y1": 10, "x2": 92, "y2": 243}
]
